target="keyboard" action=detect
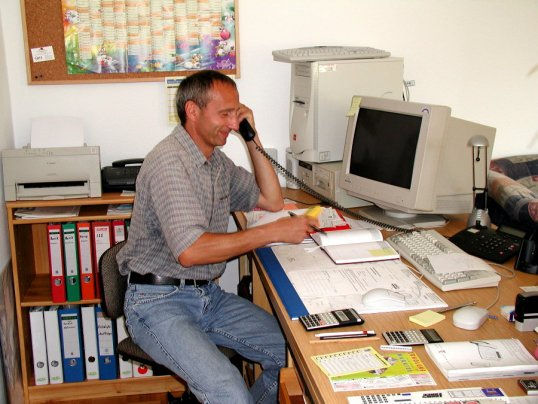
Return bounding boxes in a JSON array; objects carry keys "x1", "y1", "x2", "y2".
[
  {"x1": 387, "y1": 230, "x2": 500, "y2": 292},
  {"x1": 272, "y1": 46, "x2": 391, "y2": 63}
]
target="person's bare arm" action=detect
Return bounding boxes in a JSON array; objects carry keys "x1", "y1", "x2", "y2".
[{"x1": 179, "y1": 215, "x2": 319, "y2": 267}]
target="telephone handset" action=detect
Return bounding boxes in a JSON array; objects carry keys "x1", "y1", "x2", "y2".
[
  {"x1": 239, "y1": 120, "x2": 409, "y2": 232},
  {"x1": 239, "y1": 119, "x2": 256, "y2": 142}
]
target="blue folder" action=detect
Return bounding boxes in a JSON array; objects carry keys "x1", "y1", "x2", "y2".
[
  {"x1": 58, "y1": 307, "x2": 85, "y2": 383},
  {"x1": 256, "y1": 247, "x2": 308, "y2": 319},
  {"x1": 95, "y1": 306, "x2": 118, "y2": 380}
]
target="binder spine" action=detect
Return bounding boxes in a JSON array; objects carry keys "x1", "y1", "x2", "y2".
[
  {"x1": 43, "y1": 306, "x2": 64, "y2": 384},
  {"x1": 77, "y1": 222, "x2": 95, "y2": 300},
  {"x1": 63, "y1": 223, "x2": 81, "y2": 302},
  {"x1": 91, "y1": 221, "x2": 112, "y2": 298},
  {"x1": 112, "y1": 219, "x2": 126, "y2": 244},
  {"x1": 116, "y1": 316, "x2": 133, "y2": 378},
  {"x1": 81, "y1": 306, "x2": 100, "y2": 380},
  {"x1": 30, "y1": 307, "x2": 49, "y2": 385},
  {"x1": 47, "y1": 224, "x2": 66, "y2": 303},
  {"x1": 96, "y1": 306, "x2": 118, "y2": 380},
  {"x1": 58, "y1": 307, "x2": 84, "y2": 383}
]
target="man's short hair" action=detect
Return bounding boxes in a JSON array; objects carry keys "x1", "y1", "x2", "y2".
[{"x1": 176, "y1": 70, "x2": 237, "y2": 125}]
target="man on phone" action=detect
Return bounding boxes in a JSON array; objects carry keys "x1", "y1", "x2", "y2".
[{"x1": 118, "y1": 70, "x2": 318, "y2": 403}]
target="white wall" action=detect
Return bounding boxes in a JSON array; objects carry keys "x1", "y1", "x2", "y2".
[
  {"x1": 0, "y1": 8, "x2": 15, "y2": 403},
  {"x1": 1, "y1": 0, "x2": 537, "y2": 171}
]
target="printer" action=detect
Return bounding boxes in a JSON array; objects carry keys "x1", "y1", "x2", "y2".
[{"x1": 2, "y1": 146, "x2": 102, "y2": 201}]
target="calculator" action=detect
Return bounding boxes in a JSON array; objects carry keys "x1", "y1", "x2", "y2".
[
  {"x1": 299, "y1": 308, "x2": 364, "y2": 331},
  {"x1": 382, "y1": 329, "x2": 444, "y2": 346}
]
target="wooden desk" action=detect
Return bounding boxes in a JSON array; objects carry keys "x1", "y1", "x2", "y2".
[{"x1": 233, "y1": 189, "x2": 538, "y2": 403}]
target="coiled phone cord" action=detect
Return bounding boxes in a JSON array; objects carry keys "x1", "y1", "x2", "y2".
[{"x1": 252, "y1": 142, "x2": 412, "y2": 233}]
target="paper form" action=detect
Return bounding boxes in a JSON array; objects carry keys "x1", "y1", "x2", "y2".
[
  {"x1": 312, "y1": 347, "x2": 389, "y2": 378},
  {"x1": 271, "y1": 243, "x2": 447, "y2": 315}
]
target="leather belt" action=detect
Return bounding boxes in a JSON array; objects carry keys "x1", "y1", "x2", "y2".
[{"x1": 129, "y1": 271, "x2": 210, "y2": 287}]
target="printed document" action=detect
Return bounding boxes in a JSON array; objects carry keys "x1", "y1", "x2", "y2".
[{"x1": 271, "y1": 243, "x2": 446, "y2": 314}]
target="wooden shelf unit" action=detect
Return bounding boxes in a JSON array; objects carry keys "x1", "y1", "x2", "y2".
[{"x1": 6, "y1": 194, "x2": 186, "y2": 403}]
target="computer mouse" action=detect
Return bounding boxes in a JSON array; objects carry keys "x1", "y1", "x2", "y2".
[
  {"x1": 362, "y1": 288, "x2": 406, "y2": 308},
  {"x1": 452, "y1": 306, "x2": 489, "y2": 330}
]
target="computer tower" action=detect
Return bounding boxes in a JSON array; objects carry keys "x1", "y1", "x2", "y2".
[{"x1": 289, "y1": 57, "x2": 404, "y2": 163}]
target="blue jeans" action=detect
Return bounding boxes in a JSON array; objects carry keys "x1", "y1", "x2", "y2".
[{"x1": 124, "y1": 281, "x2": 286, "y2": 404}]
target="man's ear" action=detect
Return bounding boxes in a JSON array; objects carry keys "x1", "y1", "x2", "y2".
[{"x1": 185, "y1": 100, "x2": 200, "y2": 122}]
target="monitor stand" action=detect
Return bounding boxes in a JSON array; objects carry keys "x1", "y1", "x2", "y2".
[{"x1": 359, "y1": 206, "x2": 447, "y2": 230}]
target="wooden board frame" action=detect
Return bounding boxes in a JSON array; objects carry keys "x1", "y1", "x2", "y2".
[{"x1": 20, "y1": 0, "x2": 239, "y2": 84}]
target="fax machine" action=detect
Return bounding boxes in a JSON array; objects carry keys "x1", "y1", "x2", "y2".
[{"x1": 2, "y1": 146, "x2": 102, "y2": 201}]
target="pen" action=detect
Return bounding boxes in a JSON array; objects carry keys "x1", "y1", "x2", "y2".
[
  {"x1": 288, "y1": 211, "x2": 327, "y2": 235},
  {"x1": 310, "y1": 336, "x2": 379, "y2": 343},
  {"x1": 437, "y1": 301, "x2": 477, "y2": 313},
  {"x1": 315, "y1": 330, "x2": 376, "y2": 339}
]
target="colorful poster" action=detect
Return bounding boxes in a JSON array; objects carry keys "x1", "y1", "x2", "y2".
[{"x1": 62, "y1": 0, "x2": 236, "y2": 75}]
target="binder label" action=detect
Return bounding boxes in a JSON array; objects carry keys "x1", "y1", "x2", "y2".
[
  {"x1": 61, "y1": 314, "x2": 81, "y2": 359},
  {"x1": 97, "y1": 311, "x2": 114, "y2": 356},
  {"x1": 78, "y1": 228, "x2": 92, "y2": 275},
  {"x1": 49, "y1": 229, "x2": 62, "y2": 276},
  {"x1": 63, "y1": 228, "x2": 77, "y2": 276}
]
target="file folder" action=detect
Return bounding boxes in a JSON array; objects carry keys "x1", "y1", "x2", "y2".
[
  {"x1": 43, "y1": 306, "x2": 63, "y2": 384},
  {"x1": 96, "y1": 306, "x2": 118, "y2": 380},
  {"x1": 116, "y1": 316, "x2": 133, "y2": 378},
  {"x1": 91, "y1": 221, "x2": 112, "y2": 298},
  {"x1": 81, "y1": 306, "x2": 100, "y2": 380},
  {"x1": 112, "y1": 219, "x2": 126, "y2": 245},
  {"x1": 29, "y1": 307, "x2": 49, "y2": 385},
  {"x1": 77, "y1": 222, "x2": 95, "y2": 300},
  {"x1": 62, "y1": 223, "x2": 81, "y2": 301},
  {"x1": 58, "y1": 307, "x2": 84, "y2": 383},
  {"x1": 47, "y1": 224, "x2": 66, "y2": 303}
]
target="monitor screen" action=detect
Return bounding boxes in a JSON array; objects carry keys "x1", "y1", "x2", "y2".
[
  {"x1": 339, "y1": 96, "x2": 496, "y2": 229},
  {"x1": 349, "y1": 109, "x2": 421, "y2": 189}
]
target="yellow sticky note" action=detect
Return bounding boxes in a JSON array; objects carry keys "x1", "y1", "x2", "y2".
[
  {"x1": 346, "y1": 96, "x2": 362, "y2": 117},
  {"x1": 409, "y1": 310, "x2": 445, "y2": 327},
  {"x1": 306, "y1": 206, "x2": 322, "y2": 218}
]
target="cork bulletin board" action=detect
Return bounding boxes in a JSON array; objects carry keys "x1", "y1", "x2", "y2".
[{"x1": 21, "y1": 0, "x2": 239, "y2": 84}]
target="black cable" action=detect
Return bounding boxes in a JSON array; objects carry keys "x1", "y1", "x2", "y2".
[{"x1": 252, "y1": 141, "x2": 412, "y2": 233}]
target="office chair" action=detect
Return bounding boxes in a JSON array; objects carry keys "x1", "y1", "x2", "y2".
[
  {"x1": 98, "y1": 240, "x2": 170, "y2": 373},
  {"x1": 98, "y1": 240, "x2": 241, "y2": 403}
]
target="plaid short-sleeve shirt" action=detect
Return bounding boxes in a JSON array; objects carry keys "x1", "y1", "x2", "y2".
[{"x1": 117, "y1": 125, "x2": 260, "y2": 279}]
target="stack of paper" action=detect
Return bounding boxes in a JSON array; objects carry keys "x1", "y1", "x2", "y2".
[
  {"x1": 15, "y1": 206, "x2": 80, "y2": 219},
  {"x1": 425, "y1": 338, "x2": 538, "y2": 381},
  {"x1": 106, "y1": 204, "x2": 132, "y2": 215}
]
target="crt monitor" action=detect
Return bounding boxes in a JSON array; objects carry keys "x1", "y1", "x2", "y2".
[{"x1": 339, "y1": 96, "x2": 496, "y2": 228}]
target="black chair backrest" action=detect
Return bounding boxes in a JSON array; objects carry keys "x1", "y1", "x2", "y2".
[{"x1": 98, "y1": 240, "x2": 128, "y2": 320}]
